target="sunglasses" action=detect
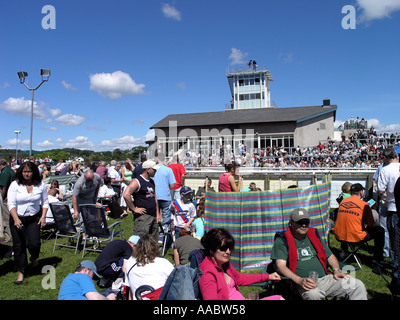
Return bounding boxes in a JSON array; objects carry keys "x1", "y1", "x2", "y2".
[
  {"x1": 294, "y1": 219, "x2": 310, "y2": 226},
  {"x1": 218, "y1": 244, "x2": 234, "y2": 252}
]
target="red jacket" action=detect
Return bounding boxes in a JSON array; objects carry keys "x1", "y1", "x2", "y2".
[{"x1": 199, "y1": 256, "x2": 270, "y2": 300}]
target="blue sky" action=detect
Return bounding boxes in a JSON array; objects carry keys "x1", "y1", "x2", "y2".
[{"x1": 1, "y1": 0, "x2": 399, "y2": 152}]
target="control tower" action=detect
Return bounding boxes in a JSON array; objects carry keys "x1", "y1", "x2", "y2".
[{"x1": 226, "y1": 60, "x2": 274, "y2": 110}]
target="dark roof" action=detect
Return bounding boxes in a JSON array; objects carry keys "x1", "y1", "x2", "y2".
[{"x1": 151, "y1": 105, "x2": 337, "y2": 129}]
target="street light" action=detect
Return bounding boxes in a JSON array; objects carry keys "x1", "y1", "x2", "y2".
[
  {"x1": 14, "y1": 130, "x2": 21, "y2": 164},
  {"x1": 17, "y1": 69, "x2": 51, "y2": 155}
]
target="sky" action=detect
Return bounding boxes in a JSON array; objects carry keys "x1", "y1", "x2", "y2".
[{"x1": 1, "y1": 0, "x2": 400, "y2": 152}]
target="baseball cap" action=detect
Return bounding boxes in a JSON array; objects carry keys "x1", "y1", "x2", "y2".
[
  {"x1": 128, "y1": 235, "x2": 140, "y2": 245},
  {"x1": 78, "y1": 260, "x2": 101, "y2": 278},
  {"x1": 142, "y1": 160, "x2": 161, "y2": 170},
  {"x1": 350, "y1": 183, "x2": 365, "y2": 193},
  {"x1": 290, "y1": 208, "x2": 310, "y2": 222},
  {"x1": 180, "y1": 186, "x2": 193, "y2": 195}
]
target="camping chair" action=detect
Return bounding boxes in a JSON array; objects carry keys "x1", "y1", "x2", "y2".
[
  {"x1": 79, "y1": 204, "x2": 124, "y2": 258},
  {"x1": 41, "y1": 219, "x2": 57, "y2": 243},
  {"x1": 340, "y1": 240, "x2": 366, "y2": 270},
  {"x1": 50, "y1": 203, "x2": 82, "y2": 255},
  {"x1": 158, "y1": 219, "x2": 174, "y2": 257}
]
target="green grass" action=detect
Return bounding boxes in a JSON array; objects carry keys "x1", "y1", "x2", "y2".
[{"x1": 0, "y1": 215, "x2": 396, "y2": 300}]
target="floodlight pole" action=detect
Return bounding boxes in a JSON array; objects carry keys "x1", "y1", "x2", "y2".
[{"x1": 20, "y1": 75, "x2": 49, "y2": 156}]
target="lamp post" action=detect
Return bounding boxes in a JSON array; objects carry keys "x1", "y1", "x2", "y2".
[
  {"x1": 14, "y1": 130, "x2": 21, "y2": 164},
  {"x1": 17, "y1": 69, "x2": 51, "y2": 156}
]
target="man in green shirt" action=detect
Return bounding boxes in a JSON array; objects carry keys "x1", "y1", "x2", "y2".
[
  {"x1": 270, "y1": 207, "x2": 368, "y2": 300},
  {"x1": 0, "y1": 159, "x2": 15, "y2": 243}
]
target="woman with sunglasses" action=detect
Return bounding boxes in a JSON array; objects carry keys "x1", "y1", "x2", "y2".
[
  {"x1": 199, "y1": 228, "x2": 283, "y2": 300},
  {"x1": 7, "y1": 161, "x2": 49, "y2": 285}
]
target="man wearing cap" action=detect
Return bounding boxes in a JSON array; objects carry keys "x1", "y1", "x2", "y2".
[
  {"x1": 169, "y1": 186, "x2": 196, "y2": 240},
  {"x1": 94, "y1": 235, "x2": 140, "y2": 285},
  {"x1": 58, "y1": 260, "x2": 117, "y2": 300},
  {"x1": 270, "y1": 207, "x2": 368, "y2": 300},
  {"x1": 334, "y1": 183, "x2": 385, "y2": 264},
  {"x1": 123, "y1": 160, "x2": 161, "y2": 239}
]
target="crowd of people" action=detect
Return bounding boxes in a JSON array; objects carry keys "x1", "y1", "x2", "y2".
[
  {"x1": 169, "y1": 129, "x2": 400, "y2": 169},
  {"x1": 1, "y1": 142, "x2": 400, "y2": 301}
]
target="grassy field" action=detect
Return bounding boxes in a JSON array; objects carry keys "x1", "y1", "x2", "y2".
[{"x1": 0, "y1": 214, "x2": 396, "y2": 300}]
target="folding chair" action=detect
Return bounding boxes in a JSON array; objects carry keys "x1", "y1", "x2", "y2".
[
  {"x1": 50, "y1": 203, "x2": 82, "y2": 255},
  {"x1": 340, "y1": 240, "x2": 366, "y2": 270},
  {"x1": 79, "y1": 204, "x2": 124, "y2": 258}
]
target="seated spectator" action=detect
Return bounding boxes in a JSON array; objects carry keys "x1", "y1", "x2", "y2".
[
  {"x1": 42, "y1": 163, "x2": 51, "y2": 180},
  {"x1": 199, "y1": 228, "x2": 283, "y2": 300},
  {"x1": 249, "y1": 182, "x2": 261, "y2": 191},
  {"x1": 124, "y1": 234, "x2": 174, "y2": 300},
  {"x1": 173, "y1": 228, "x2": 204, "y2": 266},
  {"x1": 46, "y1": 188, "x2": 60, "y2": 224},
  {"x1": 94, "y1": 235, "x2": 139, "y2": 286},
  {"x1": 270, "y1": 208, "x2": 368, "y2": 300},
  {"x1": 98, "y1": 177, "x2": 116, "y2": 201},
  {"x1": 195, "y1": 178, "x2": 215, "y2": 201},
  {"x1": 334, "y1": 183, "x2": 385, "y2": 264},
  {"x1": 47, "y1": 179, "x2": 64, "y2": 200},
  {"x1": 337, "y1": 182, "x2": 352, "y2": 204},
  {"x1": 170, "y1": 186, "x2": 197, "y2": 240},
  {"x1": 58, "y1": 260, "x2": 116, "y2": 300},
  {"x1": 55, "y1": 159, "x2": 66, "y2": 176},
  {"x1": 193, "y1": 198, "x2": 205, "y2": 239}
]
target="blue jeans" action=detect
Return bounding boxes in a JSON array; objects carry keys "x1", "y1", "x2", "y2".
[
  {"x1": 379, "y1": 205, "x2": 398, "y2": 259},
  {"x1": 158, "y1": 200, "x2": 172, "y2": 226}
]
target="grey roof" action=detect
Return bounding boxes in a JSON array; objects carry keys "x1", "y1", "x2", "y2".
[{"x1": 151, "y1": 105, "x2": 337, "y2": 129}]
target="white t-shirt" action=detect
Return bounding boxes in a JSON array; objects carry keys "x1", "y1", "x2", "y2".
[
  {"x1": 124, "y1": 256, "x2": 174, "y2": 300},
  {"x1": 170, "y1": 199, "x2": 196, "y2": 228},
  {"x1": 46, "y1": 195, "x2": 60, "y2": 223},
  {"x1": 7, "y1": 181, "x2": 49, "y2": 217},
  {"x1": 98, "y1": 185, "x2": 116, "y2": 198},
  {"x1": 109, "y1": 168, "x2": 121, "y2": 186},
  {"x1": 378, "y1": 162, "x2": 400, "y2": 211}
]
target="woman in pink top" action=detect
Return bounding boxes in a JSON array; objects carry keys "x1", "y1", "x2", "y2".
[
  {"x1": 218, "y1": 163, "x2": 242, "y2": 192},
  {"x1": 199, "y1": 228, "x2": 284, "y2": 300}
]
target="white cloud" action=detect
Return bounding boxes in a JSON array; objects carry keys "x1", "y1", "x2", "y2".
[
  {"x1": 0, "y1": 97, "x2": 47, "y2": 119},
  {"x1": 55, "y1": 138, "x2": 63, "y2": 143},
  {"x1": 356, "y1": 0, "x2": 400, "y2": 22},
  {"x1": 64, "y1": 136, "x2": 94, "y2": 149},
  {"x1": 99, "y1": 135, "x2": 143, "y2": 150},
  {"x1": 42, "y1": 126, "x2": 58, "y2": 131},
  {"x1": 162, "y1": 4, "x2": 181, "y2": 21},
  {"x1": 278, "y1": 52, "x2": 294, "y2": 64},
  {"x1": 5, "y1": 138, "x2": 30, "y2": 147},
  {"x1": 61, "y1": 80, "x2": 78, "y2": 91},
  {"x1": 55, "y1": 114, "x2": 85, "y2": 126},
  {"x1": 89, "y1": 71, "x2": 146, "y2": 100},
  {"x1": 48, "y1": 108, "x2": 62, "y2": 117},
  {"x1": 37, "y1": 139, "x2": 54, "y2": 148},
  {"x1": 229, "y1": 48, "x2": 248, "y2": 65}
]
